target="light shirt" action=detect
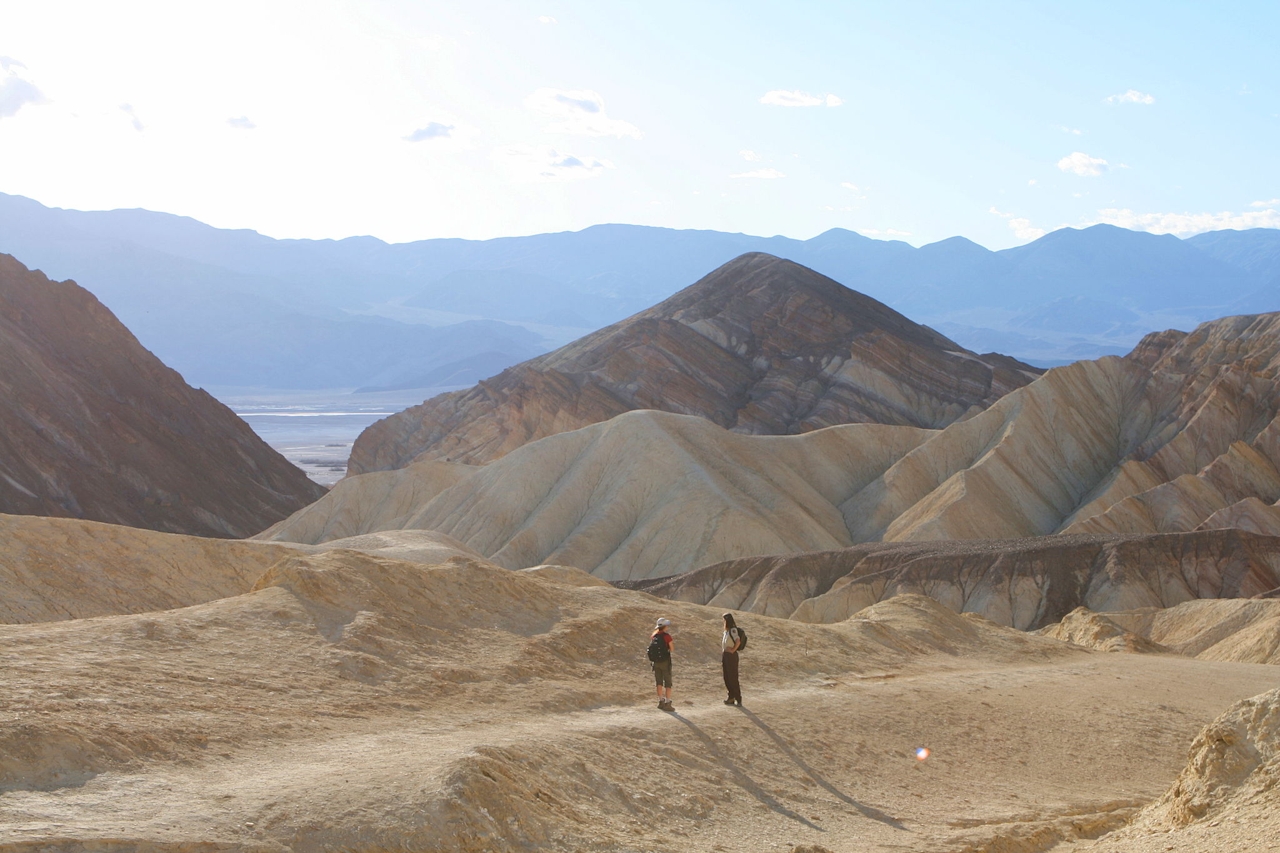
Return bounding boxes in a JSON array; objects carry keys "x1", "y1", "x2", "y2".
[{"x1": 722, "y1": 627, "x2": 740, "y2": 652}]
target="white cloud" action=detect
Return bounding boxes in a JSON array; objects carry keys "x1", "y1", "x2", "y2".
[
  {"x1": 492, "y1": 144, "x2": 613, "y2": 182},
  {"x1": 538, "y1": 15, "x2": 557, "y2": 24},
  {"x1": 119, "y1": 103, "x2": 144, "y2": 132},
  {"x1": 227, "y1": 116, "x2": 256, "y2": 130},
  {"x1": 730, "y1": 168, "x2": 785, "y2": 179},
  {"x1": 759, "y1": 90, "x2": 842, "y2": 107},
  {"x1": 1251, "y1": 198, "x2": 1280, "y2": 208},
  {"x1": 739, "y1": 149, "x2": 761, "y2": 161},
  {"x1": 525, "y1": 88, "x2": 641, "y2": 138},
  {"x1": 1028, "y1": 179, "x2": 1038, "y2": 186},
  {"x1": 1057, "y1": 151, "x2": 1108, "y2": 177},
  {"x1": 1092, "y1": 207, "x2": 1280, "y2": 236},
  {"x1": 404, "y1": 121, "x2": 454, "y2": 142},
  {"x1": 0, "y1": 57, "x2": 49, "y2": 118},
  {"x1": 1105, "y1": 89, "x2": 1155, "y2": 105},
  {"x1": 990, "y1": 206, "x2": 1047, "y2": 241},
  {"x1": 1054, "y1": 125, "x2": 1083, "y2": 135},
  {"x1": 841, "y1": 182, "x2": 859, "y2": 192}
]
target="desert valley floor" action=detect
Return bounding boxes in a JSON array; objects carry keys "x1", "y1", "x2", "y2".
[{"x1": 1, "y1": 544, "x2": 1277, "y2": 853}]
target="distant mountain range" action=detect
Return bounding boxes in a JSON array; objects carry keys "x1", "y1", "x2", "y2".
[{"x1": 2, "y1": 192, "x2": 1278, "y2": 389}]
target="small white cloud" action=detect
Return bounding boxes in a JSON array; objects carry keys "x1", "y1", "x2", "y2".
[
  {"x1": 1057, "y1": 151, "x2": 1108, "y2": 177},
  {"x1": 525, "y1": 88, "x2": 640, "y2": 138},
  {"x1": 404, "y1": 121, "x2": 454, "y2": 142},
  {"x1": 1093, "y1": 207, "x2": 1280, "y2": 236},
  {"x1": 1054, "y1": 124, "x2": 1083, "y2": 135},
  {"x1": 227, "y1": 116, "x2": 256, "y2": 130},
  {"x1": 0, "y1": 57, "x2": 49, "y2": 118},
  {"x1": 739, "y1": 149, "x2": 761, "y2": 161},
  {"x1": 119, "y1": 103, "x2": 144, "y2": 132},
  {"x1": 841, "y1": 182, "x2": 859, "y2": 192},
  {"x1": 1105, "y1": 89, "x2": 1155, "y2": 105},
  {"x1": 759, "y1": 89, "x2": 842, "y2": 107},
  {"x1": 538, "y1": 15, "x2": 557, "y2": 24},
  {"x1": 730, "y1": 168, "x2": 785, "y2": 179},
  {"x1": 990, "y1": 206, "x2": 1047, "y2": 241},
  {"x1": 492, "y1": 144, "x2": 613, "y2": 182},
  {"x1": 1028, "y1": 179, "x2": 1038, "y2": 186},
  {"x1": 1251, "y1": 198, "x2": 1280, "y2": 208}
]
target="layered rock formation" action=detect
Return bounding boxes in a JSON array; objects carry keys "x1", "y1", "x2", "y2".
[
  {"x1": 274, "y1": 305, "x2": 1280, "y2": 597},
  {"x1": 0, "y1": 255, "x2": 325, "y2": 537},
  {"x1": 261, "y1": 410, "x2": 936, "y2": 579},
  {"x1": 349, "y1": 252, "x2": 1039, "y2": 472},
  {"x1": 641, "y1": 530, "x2": 1280, "y2": 630}
]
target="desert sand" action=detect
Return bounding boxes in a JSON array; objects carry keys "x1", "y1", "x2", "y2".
[{"x1": 1, "y1": 547, "x2": 1277, "y2": 852}]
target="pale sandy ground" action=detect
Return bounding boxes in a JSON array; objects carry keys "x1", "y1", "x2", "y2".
[{"x1": 0, "y1": 552, "x2": 1276, "y2": 852}]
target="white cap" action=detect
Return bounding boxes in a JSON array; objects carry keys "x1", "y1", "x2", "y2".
[{"x1": 655, "y1": 617, "x2": 671, "y2": 627}]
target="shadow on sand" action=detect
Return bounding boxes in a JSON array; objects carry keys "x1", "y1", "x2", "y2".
[
  {"x1": 671, "y1": 712, "x2": 824, "y2": 831},
  {"x1": 739, "y1": 706, "x2": 907, "y2": 831}
]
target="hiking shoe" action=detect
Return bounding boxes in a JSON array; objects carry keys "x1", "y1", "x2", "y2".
[
  {"x1": 723, "y1": 698, "x2": 735, "y2": 705},
  {"x1": 659, "y1": 702, "x2": 675, "y2": 712}
]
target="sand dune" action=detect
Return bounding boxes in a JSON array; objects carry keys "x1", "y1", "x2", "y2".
[{"x1": 1, "y1": 548, "x2": 1277, "y2": 852}]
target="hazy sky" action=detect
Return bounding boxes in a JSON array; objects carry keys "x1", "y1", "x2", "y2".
[{"x1": 2, "y1": 1, "x2": 1278, "y2": 247}]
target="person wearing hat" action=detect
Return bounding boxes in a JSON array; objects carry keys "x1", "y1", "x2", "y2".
[{"x1": 649, "y1": 618, "x2": 675, "y2": 711}]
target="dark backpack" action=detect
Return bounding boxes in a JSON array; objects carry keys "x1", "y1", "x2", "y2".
[
  {"x1": 647, "y1": 634, "x2": 670, "y2": 663},
  {"x1": 735, "y1": 627, "x2": 748, "y2": 651}
]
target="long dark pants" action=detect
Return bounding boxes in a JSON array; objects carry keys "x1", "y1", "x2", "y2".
[{"x1": 722, "y1": 651, "x2": 741, "y2": 702}]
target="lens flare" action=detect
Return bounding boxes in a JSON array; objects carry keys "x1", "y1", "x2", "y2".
[{"x1": 915, "y1": 747, "x2": 931, "y2": 761}]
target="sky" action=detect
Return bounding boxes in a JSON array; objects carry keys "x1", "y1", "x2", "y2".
[{"x1": 1, "y1": 0, "x2": 1278, "y2": 248}]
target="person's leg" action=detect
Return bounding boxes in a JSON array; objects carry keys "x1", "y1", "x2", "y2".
[{"x1": 724, "y1": 651, "x2": 741, "y2": 703}]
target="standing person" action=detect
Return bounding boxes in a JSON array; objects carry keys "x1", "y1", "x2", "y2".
[
  {"x1": 722, "y1": 612, "x2": 743, "y2": 706},
  {"x1": 648, "y1": 618, "x2": 675, "y2": 711}
]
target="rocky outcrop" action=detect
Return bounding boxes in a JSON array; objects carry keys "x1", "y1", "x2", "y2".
[
  {"x1": 348, "y1": 253, "x2": 1039, "y2": 472},
  {"x1": 0, "y1": 255, "x2": 325, "y2": 537},
  {"x1": 643, "y1": 530, "x2": 1280, "y2": 630},
  {"x1": 1037, "y1": 607, "x2": 1169, "y2": 654}
]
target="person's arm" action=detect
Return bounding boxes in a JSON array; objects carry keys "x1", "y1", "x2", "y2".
[{"x1": 731, "y1": 628, "x2": 741, "y2": 651}]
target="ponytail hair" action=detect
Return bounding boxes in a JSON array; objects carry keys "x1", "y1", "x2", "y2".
[{"x1": 722, "y1": 612, "x2": 737, "y2": 631}]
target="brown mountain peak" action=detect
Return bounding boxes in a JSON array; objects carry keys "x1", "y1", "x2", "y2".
[{"x1": 348, "y1": 255, "x2": 1040, "y2": 473}]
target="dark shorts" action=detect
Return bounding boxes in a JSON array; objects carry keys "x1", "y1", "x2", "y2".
[{"x1": 652, "y1": 658, "x2": 672, "y2": 688}]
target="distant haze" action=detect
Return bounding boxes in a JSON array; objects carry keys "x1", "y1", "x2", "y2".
[{"x1": 2, "y1": 194, "x2": 1278, "y2": 389}]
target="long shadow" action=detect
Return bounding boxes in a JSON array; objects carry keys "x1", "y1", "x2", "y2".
[
  {"x1": 670, "y1": 713, "x2": 823, "y2": 831},
  {"x1": 739, "y1": 707, "x2": 907, "y2": 831}
]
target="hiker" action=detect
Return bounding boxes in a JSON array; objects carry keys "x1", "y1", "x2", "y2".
[
  {"x1": 648, "y1": 618, "x2": 674, "y2": 711},
  {"x1": 722, "y1": 612, "x2": 743, "y2": 705}
]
